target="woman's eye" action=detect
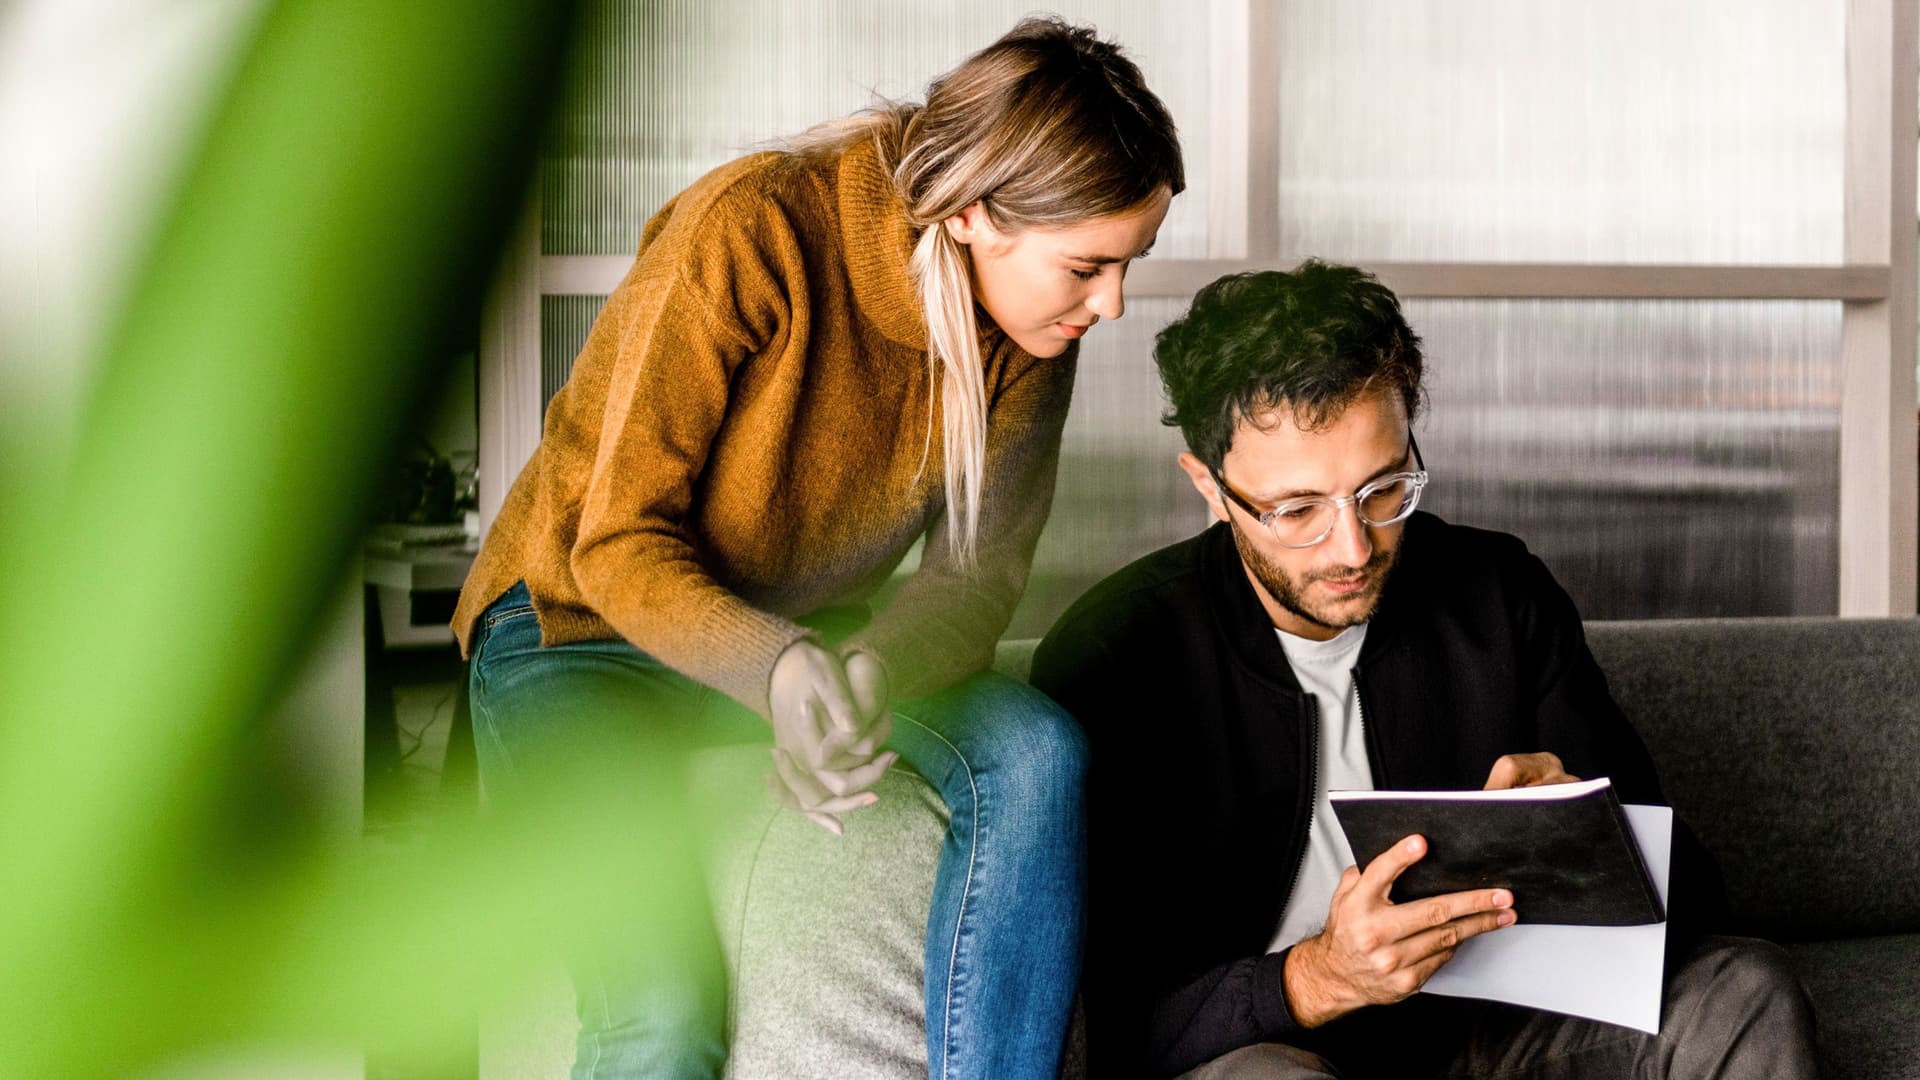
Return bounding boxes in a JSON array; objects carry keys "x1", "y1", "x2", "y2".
[{"x1": 1068, "y1": 266, "x2": 1099, "y2": 281}]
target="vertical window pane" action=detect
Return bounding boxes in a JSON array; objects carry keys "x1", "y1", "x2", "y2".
[
  {"x1": 1413, "y1": 299, "x2": 1840, "y2": 617},
  {"x1": 1015, "y1": 298, "x2": 1203, "y2": 635},
  {"x1": 1015, "y1": 298, "x2": 1841, "y2": 634},
  {"x1": 543, "y1": 0, "x2": 1216, "y2": 258},
  {"x1": 1276, "y1": 0, "x2": 1845, "y2": 263},
  {"x1": 541, "y1": 295, "x2": 608, "y2": 412}
]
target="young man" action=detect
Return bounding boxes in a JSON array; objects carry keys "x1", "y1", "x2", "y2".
[{"x1": 1030, "y1": 262, "x2": 1817, "y2": 1079}]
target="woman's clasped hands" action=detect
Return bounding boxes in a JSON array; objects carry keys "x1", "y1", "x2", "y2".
[{"x1": 765, "y1": 641, "x2": 898, "y2": 835}]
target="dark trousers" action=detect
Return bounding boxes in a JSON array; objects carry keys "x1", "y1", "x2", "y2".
[{"x1": 1178, "y1": 936, "x2": 1818, "y2": 1080}]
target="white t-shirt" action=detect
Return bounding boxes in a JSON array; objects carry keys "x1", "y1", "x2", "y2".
[{"x1": 1268, "y1": 623, "x2": 1375, "y2": 953}]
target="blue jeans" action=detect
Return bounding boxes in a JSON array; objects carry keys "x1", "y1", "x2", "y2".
[{"x1": 468, "y1": 582, "x2": 1087, "y2": 1079}]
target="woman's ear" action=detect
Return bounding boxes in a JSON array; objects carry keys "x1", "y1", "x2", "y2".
[{"x1": 941, "y1": 200, "x2": 995, "y2": 247}]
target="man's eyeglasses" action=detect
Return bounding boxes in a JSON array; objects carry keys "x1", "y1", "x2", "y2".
[{"x1": 1211, "y1": 435, "x2": 1429, "y2": 549}]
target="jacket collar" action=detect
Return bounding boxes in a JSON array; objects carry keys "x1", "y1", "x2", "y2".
[
  {"x1": 1199, "y1": 514, "x2": 1433, "y2": 684},
  {"x1": 836, "y1": 138, "x2": 926, "y2": 348},
  {"x1": 1198, "y1": 522, "x2": 1303, "y2": 697}
]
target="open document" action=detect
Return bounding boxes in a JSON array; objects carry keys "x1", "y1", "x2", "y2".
[{"x1": 1328, "y1": 782, "x2": 1673, "y2": 1033}]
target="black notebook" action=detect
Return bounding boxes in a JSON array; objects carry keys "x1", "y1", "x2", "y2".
[{"x1": 1328, "y1": 778, "x2": 1664, "y2": 926}]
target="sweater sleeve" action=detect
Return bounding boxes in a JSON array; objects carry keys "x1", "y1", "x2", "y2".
[
  {"x1": 844, "y1": 344, "x2": 1077, "y2": 699},
  {"x1": 568, "y1": 233, "x2": 814, "y2": 717}
]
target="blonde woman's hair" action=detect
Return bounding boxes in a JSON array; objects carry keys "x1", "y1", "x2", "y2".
[{"x1": 788, "y1": 17, "x2": 1185, "y2": 569}]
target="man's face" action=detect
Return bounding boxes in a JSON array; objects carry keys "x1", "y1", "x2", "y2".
[{"x1": 1177, "y1": 389, "x2": 1415, "y2": 640}]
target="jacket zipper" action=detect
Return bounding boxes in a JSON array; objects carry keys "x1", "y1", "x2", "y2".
[
  {"x1": 1352, "y1": 665, "x2": 1386, "y2": 789},
  {"x1": 1278, "y1": 694, "x2": 1320, "y2": 910}
]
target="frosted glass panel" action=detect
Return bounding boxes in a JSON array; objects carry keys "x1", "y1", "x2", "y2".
[
  {"x1": 544, "y1": 0, "x2": 1214, "y2": 258},
  {"x1": 541, "y1": 295, "x2": 609, "y2": 412},
  {"x1": 1013, "y1": 298, "x2": 1206, "y2": 636},
  {"x1": 1013, "y1": 298, "x2": 1839, "y2": 636},
  {"x1": 1413, "y1": 300, "x2": 1840, "y2": 619},
  {"x1": 1277, "y1": 0, "x2": 1845, "y2": 264}
]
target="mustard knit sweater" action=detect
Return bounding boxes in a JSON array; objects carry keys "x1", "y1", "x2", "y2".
[{"x1": 452, "y1": 138, "x2": 1077, "y2": 717}]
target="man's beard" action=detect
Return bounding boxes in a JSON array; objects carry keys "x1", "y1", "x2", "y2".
[{"x1": 1226, "y1": 517, "x2": 1400, "y2": 632}]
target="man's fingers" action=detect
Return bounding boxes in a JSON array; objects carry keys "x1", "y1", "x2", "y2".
[
  {"x1": 1483, "y1": 756, "x2": 1521, "y2": 791},
  {"x1": 1393, "y1": 946, "x2": 1458, "y2": 997},
  {"x1": 1520, "y1": 770, "x2": 1581, "y2": 788},
  {"x1": 1383, "y1": 887, "x2": 1514, "y2": 939},
  {"x1": 1357, "y1": 834, "x2": 1429, "y2": 898},
  {"x1": 1330, "y1": 865, "x2": 1362, "y2": 907},
  {"x1": 1484, "y1": 752, "x2": 1577, "y2": 790},
  {"x1": 1392, "y1": 905, "x2": 1517, "y2": 969}
]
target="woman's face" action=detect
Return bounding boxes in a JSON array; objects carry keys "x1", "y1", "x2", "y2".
[{"x1": 943, "y1": 186, "x2": 1173, "y2": 358}]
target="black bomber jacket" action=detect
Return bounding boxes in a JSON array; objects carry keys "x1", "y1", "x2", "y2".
[{"x1": 1030, "y1": 513, "x2": 1724, "y2": 1078}]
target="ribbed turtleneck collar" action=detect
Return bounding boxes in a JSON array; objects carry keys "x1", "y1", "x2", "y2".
[{"x1": 836, "y1": 137, "x2": 926, "y2": 348}]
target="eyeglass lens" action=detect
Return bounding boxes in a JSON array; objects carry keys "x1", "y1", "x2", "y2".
[{"x1": 1269, "y1": 476, "x2": 1422, "y2": 546}]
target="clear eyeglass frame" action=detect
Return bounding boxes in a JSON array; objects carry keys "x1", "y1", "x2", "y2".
[{"x1": 1212, "y1": 434, "x2": 1430, "y2": 549}]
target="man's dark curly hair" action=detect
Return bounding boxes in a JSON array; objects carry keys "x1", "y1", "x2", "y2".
[{"x1": 1154, "y1": 260, "x2": 1425, "y2": 470}]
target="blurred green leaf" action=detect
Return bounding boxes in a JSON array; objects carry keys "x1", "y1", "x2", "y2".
[{"x1": 0, "y1": 2, "x2": 726, "y2": 1075}]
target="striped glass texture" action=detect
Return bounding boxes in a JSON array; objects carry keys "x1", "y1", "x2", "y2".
[
  {"x1": 1411, "y1": 299, "x2": 1841, "y2": 619},
  {"x1": 541, "y1": 295, "x2": 609, "y2": 413},
  {"x1": 1011, "y1": 297, "x2": 1206, "y2": 637},
  {"x1": 1011, "y1": 297, "x2": 1841, "y2": 635},
  {"x1": 542, "y1": 0, "x2": 1214, "y2": 259},
  {"x1": 1275, "y1": 0, "x2": 1846, "y2": 264}
]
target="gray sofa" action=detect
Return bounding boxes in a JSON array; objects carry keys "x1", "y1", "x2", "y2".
[{"x1": 486, "y1": 617, "x2": 1920, "y2": 1079}]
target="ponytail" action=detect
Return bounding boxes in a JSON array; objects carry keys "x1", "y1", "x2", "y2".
[{"x1": 909, "y1": 223, "x2": 989, "y2": 569}]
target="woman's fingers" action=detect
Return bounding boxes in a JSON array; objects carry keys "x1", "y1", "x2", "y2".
[
  {"x1": 843, "y1": 650, "x2": 890, "y2": 725},
  {"x1": 772, "y1": 748, "x2": 881, "y2": 815},
  {"x1": 763, "y1": 769, "x2": 840, "y2": 835},
  {"x1": 815, "y1": 751, "x2": 898, "y2": 797},
  {"x1": 821, "y1": 712, "x2": 893, "y2": 769},
  {"x1": 807, "y1": 651, "x2": 861, "y2": 737}
]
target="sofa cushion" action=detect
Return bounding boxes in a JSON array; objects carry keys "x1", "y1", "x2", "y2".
[
  {"x1": 716, "y1": 751, "x2": 945, "y2": 1079},
  {"x1": 1786, "y1": 933, "x2": 1920, "y2": 1080},
  {"x1": 1585, "y1": 618, "x2": 1920, "y2": 941},
  {"x1": 479, "y1": 748, "x2": 946, "y2": 1080}
]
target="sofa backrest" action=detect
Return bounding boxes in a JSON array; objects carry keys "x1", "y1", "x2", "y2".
[
  {"x1": 1000, "y1": 617, "x2": 1920, "y2": 942},
  {"x1": 1586, "y1": 617, "x2": 1920, "y2": 942}
]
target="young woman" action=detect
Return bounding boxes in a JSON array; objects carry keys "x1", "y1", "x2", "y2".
[{"x1": 454, "y1": 17, "x2": 1183, "y2": 1079}]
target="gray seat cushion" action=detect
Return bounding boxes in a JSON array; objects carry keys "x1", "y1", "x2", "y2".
[
  {"x1": 1787, "y1": 934, "x2": 1920, "y2": 1080},
  {"x1": 480, "y1": 748, "x2": 947, "y2": 1080},
  {"x1": 717, "y1": 753, "x2": 945, "y2": 1079},
  {"x1": 1586, "y1": 617, "x2": 1920, "y2": 941}
]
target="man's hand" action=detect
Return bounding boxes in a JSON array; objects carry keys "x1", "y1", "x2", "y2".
[
  {"x1": 1483, "y1": 752, "x2": 1581, "y2": 790},
  {"x1": 764, "y1": 641, "x2": 897, "y2": 836},
  {"x1": 1283, "y1": 835, "x2": 1516, "y2": 1028}
]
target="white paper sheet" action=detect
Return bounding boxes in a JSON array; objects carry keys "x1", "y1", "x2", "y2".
[{"x1": 1417, "y1": 804, "x2": 1673, "y2": 1034}]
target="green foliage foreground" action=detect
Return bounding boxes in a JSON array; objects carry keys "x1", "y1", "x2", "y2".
[{"x1": 0, "y1": 3, "x2": 706, "y2": 1074}]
